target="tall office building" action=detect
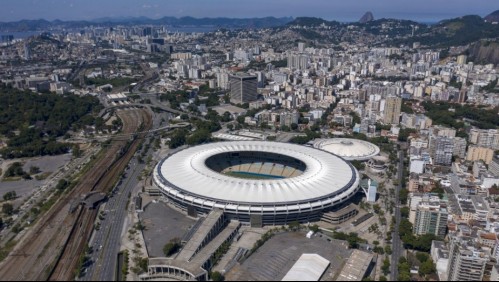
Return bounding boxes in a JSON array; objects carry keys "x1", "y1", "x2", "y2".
[
  {"x1": 447, "y1": 235, "x2": 490, "y2": 281},
  {"x1": 383, "y1": 96, "x2": 402, "y2": 124},
  {"x1": 413, "y1": 201, "x2": 448, "y2": 237},
  {"x1": 229, "y1": 74, "x2": 257, "y2": 104}
]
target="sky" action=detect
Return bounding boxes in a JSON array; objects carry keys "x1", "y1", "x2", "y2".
[{"x1": 0, "y1": 0, "x2": 497, "y2": 23}]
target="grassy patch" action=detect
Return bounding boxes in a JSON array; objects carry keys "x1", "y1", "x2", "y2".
[
  {"x1": 35, "y1": 172, "x2": 52, "y2": 181},
  {"x1": 1, "y1": 176, "x2": 22, "y2": 182},
  {"x1": 0, "y1": 240, "x2": 17, "y2": 262}
]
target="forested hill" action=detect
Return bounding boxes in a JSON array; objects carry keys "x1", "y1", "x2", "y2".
[{"x1": 0, "y1": 84, "x2": 102, "y2": 158}]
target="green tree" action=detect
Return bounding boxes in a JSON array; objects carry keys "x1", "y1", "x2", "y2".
[
  {"x1": 168, "y1": 129, "x2": 187, "y2": 149},
  {"x1": 186, "y1": 129, "x2": 211, "y2": 145},
  {"x1": 309, "y1": 224, "x2": 320, "y2": 233},
  {"x1": 236, "y1": 115, "x2": 246, "y2": 125},
  {"x1": 400, "y1": 206, "x2": 410, "y2": 218},
  {"x1": 416, "y1": 252, "x2": 430, "y2": 263},
  {"x1": 72, "y1": 145, "x2": 82, "y2": 158},
  {"x1": 56, "y1": 179, "x2": 70, "y2": 190},
  {"x1": 163, "y1": 238, "x2": 181, "y2": 257},
  {"x1": 221, "y1": 111, "x2": 232, "y2": 122},
  {"x1": 381, "y1": 258, "x2": 390, "y2": 275},
  {"x1": 288, "y1": 221, "x2": 301, "y2": 231},
  {"x1": 290, "y1": 123, "x2": 298, "y2": 131},
  {"x1": 3, "y1": 191, "x2": 16, "y2": 201},
  {"x1": 384, "y1": 245, "x2": 392, "y2": 255},
  {"x1": 211, "y1": 271, "x2": 225, "y2": 281},
  {"x1": 29, "y1": 166, "x2": 40, "y2": 174},
  {"x1": 2, "y1": 203, "x2": 14, "y2": 215},
  {"x1": 419, "y1": 259, "x2": 436, "y2": 276}
]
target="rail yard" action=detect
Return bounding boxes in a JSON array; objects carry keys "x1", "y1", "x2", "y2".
[{"x1": 0, "y1": 108, "x2": 152, "y2": 281}]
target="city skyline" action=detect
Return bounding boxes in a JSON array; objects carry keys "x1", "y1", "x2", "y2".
[{"x1": 0, "y1": 0, "x2": 497, "y2": 23}]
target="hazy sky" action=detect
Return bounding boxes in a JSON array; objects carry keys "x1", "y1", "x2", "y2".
[{"x1": 1, "y1": 0, "x2": 497, "y2": 23}]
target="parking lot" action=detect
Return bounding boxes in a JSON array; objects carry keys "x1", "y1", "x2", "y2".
[
  {"x1": 139, "y1": 201, "x2": 196, "y2": 257},
  {"x1": 226, "y1": 231, "x2": 352, "y2": 281},
  {"x1": 0, "y1": 154, "x2": 71, "y2": 199}
]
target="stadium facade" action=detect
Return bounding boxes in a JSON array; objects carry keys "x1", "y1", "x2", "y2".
[{"x1": 153, "y1": 141, "x2": 360, "y2": 225}]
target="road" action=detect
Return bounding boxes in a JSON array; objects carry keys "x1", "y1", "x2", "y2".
[
  {"x1": 82, "y1": 110, "x2": 166, "y2": 281},
  {"x1": 83, "y1": 153, "x2": 147, "y2": 281},
  {"x1": 390, "y1": 148, "x2": 404, "y2": 280}
]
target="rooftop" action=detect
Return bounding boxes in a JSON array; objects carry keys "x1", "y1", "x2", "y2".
[
  {"x1": 281, "y1": 254, "x2": 330, "y2": 281},
  {"x1": 313, "y1": 138, "x2": 380, "y2": 161},
  {"x1": 336, "y1": 250, "x2": 374, "y2": 281}
]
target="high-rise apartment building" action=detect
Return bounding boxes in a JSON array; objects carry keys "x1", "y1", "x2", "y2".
[
  {"x1": 490, "y1": 155, "x2": 499, "y2": 177},
  {"x1": 216, "y1": 72, "x2": 230, "y2": 90},
  {"x1": 413, "y1": 201, "x2": 448, "y2": 237},
  {"x1": 469, "y1": 129, "x2": 499, "y2": 150},
  {"x1": 466, "y1": 146, "x2": 495, "y2": 165},
  {"x1": 229, "y1": 74, "x2": 257, "y2": 104},
  {"x1": 431, "y1": 136, "x2": 454, "y2": 166},
  {"x1": 287, "y1": 54, "x2": 309, "y2": 70},
  {"x1": 383, "y1": 96, "x2": 402, "y2": 124},
  {"x1": 447, "y1": 235, "x2": 490, "y2": 281},
  {"x1": 298, "y1": 42, "x2": 306, "y2": 52},
  {"x1": 453, "y1": 137, "x2": 467, "y2": 159}
]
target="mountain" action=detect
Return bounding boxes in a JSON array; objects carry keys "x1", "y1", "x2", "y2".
[
  {"x1": 359, "y1": 12, "x2": 374, "y2": 23},
  {"x1": 387, "y1": 15, "x2": 499, "y2": 48},
  {"x1": 287, "y1": 17, "x2": 340, "y2": 27},
  {"x1": 484, "y1": 10, "x2": 499, "y2": 23},
  {"x1": 467, "y1": 40, "x2": 499, "y2": 65},
  {"x1": 0, "y1": 16, "x2": 293, "y2": 32}
]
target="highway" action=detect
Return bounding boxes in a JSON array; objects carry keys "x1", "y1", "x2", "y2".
[
  {"x1": 390, "y1": 148, "x2": 404, "y2": 280},
  {"x1": 82, "y1": 111, "x2": 166, "y2": 281},
  {"x1": 83, "y1": 154, "x2": 146, "y2": 281}
]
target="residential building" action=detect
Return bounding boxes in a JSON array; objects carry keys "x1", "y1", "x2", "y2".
[
  {"x1": 229, "y1": 74, "x2": 257, "y2": 104},
  {"x1": 466, "y1": 146, "x2": 495, "y2": 165},
  {"x1": 447, "y1": 235, "x2": 490, "y2": 281},
  {"x1": 383, "y1": 96, "x2": 402, "y2": 124},
  {"x1": 490, "y1": 156, "x2": 499, "y2": 177},
  {"x1": 414, "y1": 201, "x2": 448, "y2": 237}
]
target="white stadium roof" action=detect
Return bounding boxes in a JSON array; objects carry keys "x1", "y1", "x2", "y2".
[
  {"x1": 282, "y1": 254, "x2": 330, "y2": 281},
  {"x1": 155, "y1": 141, "x2": 358, "y2": 204},
  {"x1": 313, "y1": 138, "x2": 380, "y2": 161}
]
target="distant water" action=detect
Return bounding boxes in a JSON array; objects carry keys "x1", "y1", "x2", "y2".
[
  {"x1": 165, "y1": 26, "x2": 220, "y2": 33},
  {"x1": 0, "y1": 27, "x2": 215, "y2": 39},
  {"x1": 0, "y1": 31, "x2": 41, "y2": 39}
]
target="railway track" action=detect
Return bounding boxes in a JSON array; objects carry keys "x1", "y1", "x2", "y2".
[{"x1": 0, "y1": 108, "x2": 152, "y2": 281}]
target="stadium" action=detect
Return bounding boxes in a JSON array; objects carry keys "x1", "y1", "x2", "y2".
[
  {"x1": 313, "y1": 138, "x2": 380, "y2": 161},
  {"x1": 153, "y1": 141, "x2": 360, "y2": 225}
]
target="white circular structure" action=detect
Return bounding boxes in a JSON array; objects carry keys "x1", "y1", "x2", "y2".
[
  {"x1": 313, "y1": 138, "x2": 380, "y2": 161},
  {"x1": 153, "y1": 141, "x2": 360, "y2": 225}
]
